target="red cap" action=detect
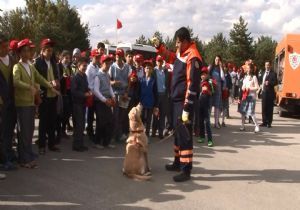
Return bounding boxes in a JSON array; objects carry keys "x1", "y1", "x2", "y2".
[
  {"x1": 40, "y1": 38, "x2": 55, "y2": 48},
  {"x1": 81, "y1": 51, "x2": 87, "y2": 58},
  {"x1": 156, "y1": 55, "x2": 164, "y2": 62},
  {"x1": 90, "y1": 49, "x2": 100, "y2": 57},
  {"x1": 100, "y1": 54, "x2": 111, "y2": 64},
  {"x1": 28, "y1": 39, "x2": 35, "y2": 48},
  {"x1": 134, "y1": 54, "x2": 144, "y2": 62},
  {"x1": 144, "y1": 60, "x2": 153, "y2": 67},
  {"x1": 108, "y1": 53, "x2": 115, "y2": 60},
  {"x1": 9, "y1": 40, "x2": 19, "y2": 51},
  {"x1": 116, "y1": 48, "x2": 124, "y2": 57},
  {"x1": 201, "y1": 66, "x2": 209, "y2": 75},
  {"x1": 17, "y1": 39, "x2": 31, "y2": 50}
]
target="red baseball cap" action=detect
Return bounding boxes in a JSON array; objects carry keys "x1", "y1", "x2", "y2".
[
  {"x1": 9, "y1": 40, "x2": 19, "y2": 51},
  {"x1": 100, "y1": 54, "x2": 111, "y2": 64},
  {"x1": 90, "y1": 49, "x2": 100, "y2": 57},
  {"x1": 17, "y1": 39, "x2": 31, "y2": 50},
  {"x1": 116, "y1": 48, "x2": 124, "y2": 57},
  {"x1": 108, "y1": 53, "x2": 115, "y2": 60},
  {"x1": 134, "y1": 54, "x2": 144, "y2": 62},
  {"x1": 28, "y1": 39, "x2": 35, "y2": 48},
  {"x1": 156, "y1": 55, "x2": 164, "y2": 62},
  {"x1": 201, "y1": 66, "x2": 209, "y2": 75},
  {"x1": 144, "y1": 60, "x2": 153, "y2": 67},
  {"x1": 40, "y1": 38, "x2": 55, "y2": 48}
]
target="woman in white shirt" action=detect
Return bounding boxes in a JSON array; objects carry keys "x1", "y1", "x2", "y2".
[{"x1": 238, "y1": 64, "x2": 260, "y2": 132}]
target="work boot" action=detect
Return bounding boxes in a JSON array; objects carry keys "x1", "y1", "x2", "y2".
[
  {"x1": 173, "y1": 171, "x2": 191, "y2": 182},
  {"x1": 165, "y1": 163, "x2": 181, "y2": 172}
]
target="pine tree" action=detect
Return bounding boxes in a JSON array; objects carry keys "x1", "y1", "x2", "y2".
[
  {"x1": 135, "y1": 34, "x2": 148, "y2": 45},
  {"x1": 254, "y1": 36, "x2": 277, "y2": 70},
  {"x1": 229, "y1": 16, "x2": 254, "y2": 66},
  {"x1": 204, "y1": 32, "x2": 229, "y2": 65}
]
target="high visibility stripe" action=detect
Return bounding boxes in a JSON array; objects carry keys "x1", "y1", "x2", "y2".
[
  {"x1": 180, "y1": 157, "x2": 193, "y2": 163},
  {"x1": 180, "y1": 150, "x2": 193, "y2": 156}
]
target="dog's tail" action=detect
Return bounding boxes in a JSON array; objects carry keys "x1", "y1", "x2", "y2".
[{"x1": 124, "y1": 173, "x2": 152, "y2": 181}]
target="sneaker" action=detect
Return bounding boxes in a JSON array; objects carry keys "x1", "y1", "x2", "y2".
[
  {"x1": 207, "y1": 140, "x2": 214, "y2": 147},
  {"x1": 197, "y1": 137, "x2": 205, "y2": 143},
  {"x1": 81, "y1": 146, "x2": 89, "y2": 151},
  {"x1": 0, "y1": 173, "x2": 6, "y2": 180},
  {"x1": 94, "y1": 144, "x2": 104, "y2": 149},
  {"x1": 72, "y1": 147, "x2": 84, "y2": 152},
  {"x1": 165, "y1": 163, "x2": 181, "y2": 172},
  {"x1": 173, "y1": 172, "x2": 191, "y2": 182},
  {"x1": 214, "y1": 124, "x2": 221, "y2": 129},
  {"x1": 254, "y1": 126, "x2": 260, "y2": 133},
  {"x1": 106, "y1": 144, "x2": 116, "y2": 149},
  {"x1": 222, "y1": 122, "x2": 226, "y2": 127},
  {"x1": 39, "y1": 148, "x2": 46, "y2": 155},
  {"x1": 239, "y1": 126, "x2": 245, "y2": 131}
]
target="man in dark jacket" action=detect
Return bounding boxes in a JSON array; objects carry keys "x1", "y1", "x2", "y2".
[
  {"x1": 34, "y1": 38, "x2": 60, "y2": 154},
  {"x1": 260, "y1": 61, "x2": 277, "y2": 128}
]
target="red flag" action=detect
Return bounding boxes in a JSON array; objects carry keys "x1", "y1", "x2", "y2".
[{"x1": 117, "y1": 19, "x2": 122, "y2": 29}]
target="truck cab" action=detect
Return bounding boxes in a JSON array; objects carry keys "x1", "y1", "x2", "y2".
[{"x1": 274, "y1": 34, "x2": 300, "y2": 116}]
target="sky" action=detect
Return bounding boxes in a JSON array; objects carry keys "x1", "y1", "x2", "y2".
[{"x1": 1, "y1": 0, "x2": 300, "y2": 48}]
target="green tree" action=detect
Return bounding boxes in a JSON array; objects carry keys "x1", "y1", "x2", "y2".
[
  {"x1": 0, "y1": 0, "x2": 90, "y2": 52},
  {"x1": 0, "y1": 8, "x2": 31, "y2": 39},
  {"x1": 135, "y1": 34, "x2": 148, "y2": 45},
  {"x1": 254, "y1": 36, "x2": 277, "y2": 70},
  {"x1": 204, "y1": 32, "x2": 229, "y2": 64},
  {"x1": 229, "y1": 16, "x2": 254, "y2": 66}
]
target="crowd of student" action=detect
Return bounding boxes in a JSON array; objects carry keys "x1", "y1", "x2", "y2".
[{"x1": 0, "y1": 31, "x2": 277, "y2": 181}]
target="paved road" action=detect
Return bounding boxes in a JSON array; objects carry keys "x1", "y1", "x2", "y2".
[{"x1": 1, "y1": 102, "x2": 300, "y2": 210}]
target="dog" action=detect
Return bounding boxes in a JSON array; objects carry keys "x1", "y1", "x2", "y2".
[{"x1": 123, "y1": 104, "x2": 151, "y2": 181}]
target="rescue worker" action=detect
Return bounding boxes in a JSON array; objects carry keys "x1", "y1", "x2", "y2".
[{"x1": 152, "y1": 27, "x2": 202, "y2": 182}]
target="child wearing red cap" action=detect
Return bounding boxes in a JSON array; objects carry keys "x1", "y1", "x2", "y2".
[{"x1": 197, "y1": 67, "x2": 214, "y2": 147}]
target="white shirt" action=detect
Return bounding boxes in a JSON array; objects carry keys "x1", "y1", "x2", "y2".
[
  {"x1": 45, "y1": 59, "x2": 51, "y2": 69},
  {"x1": 242, "y1": 75, "x2": 259, "y2": 97},
  {"x1": 20, "y1": 62, "x2": 31, "y2": 77},
  {"x1": 262, "y1": 70, "x2": 270, "y2": 90},
  {"x1": 93, "y1": 69, "x2": 115, "y2": 103},
  {"x1": 0, "y1": 55, "x2": 9, "y2": 66},
  {"x1": 86, "y1": 62, "x2": 99, "y2": 90}
]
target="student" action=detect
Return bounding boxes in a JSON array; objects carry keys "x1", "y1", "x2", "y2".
[
  {"x1": 139, "y1": 60, "x2": 159, "y2": 137},
  {"x1": 71, "y1": 57, "x2": 92, "y2": 152},
  {"x1": 34, "y1": 38, "x2": 60, "y2": 155},
  {"x1": 152, "y1": 55, "x2": 170, "y2": 139},
  {"x1": 109, "y1": 49, "x2": 131, "y2": 142},
  {"x1": 58, "y1": 50, "x2": 73, "y2": 136},
  {"x1": 197, "y1": 67, "x2": 214, "y2": 147},
  {"x1": 94, "y1": 55, "x2": 116, "y2": 148},
  {"x1": 86, "y1": 49, "x2": 100, "y2": 140},
  {"x1": 13, "y1": 39, "x2": 58, "y2": 168},
  {"x1": 0, "y1": 34, "x2": 17, "y2": 170}
]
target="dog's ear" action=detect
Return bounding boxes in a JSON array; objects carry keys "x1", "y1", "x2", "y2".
[{"x1": 128, "y1": 107, "x2": 137, "y2": 121}]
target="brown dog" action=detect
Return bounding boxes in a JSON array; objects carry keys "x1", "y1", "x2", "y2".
[{"x1": 123, "y1": 104, "x2": 151, "y2": 181}]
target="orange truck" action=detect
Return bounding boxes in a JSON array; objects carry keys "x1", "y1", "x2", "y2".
[{"x1": 274, "y1": 34, "x2": 300, "y2": 116}]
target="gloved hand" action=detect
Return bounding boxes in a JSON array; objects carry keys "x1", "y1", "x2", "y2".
[
  {"x1": 182, "y1": 110, "x2": 189, "y2": 123},
  {"x1": 151, "y1": 37, "x2": 160, "y2": 48}
]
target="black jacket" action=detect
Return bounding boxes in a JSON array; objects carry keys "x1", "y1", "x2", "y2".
[
  {"x1": 34, "y1": 55, "x2": 59, "y2": 98},
  {"x1": 71, "y1": 72, "x2": 89, "y2": 104},
  {"x1": 262, "y1": 70, "x2": 277, "y2": 99}
]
